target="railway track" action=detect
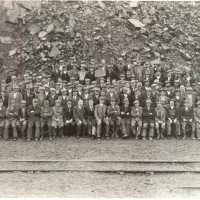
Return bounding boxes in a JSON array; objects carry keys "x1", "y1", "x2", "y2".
[{"x1": 0, "y1": 159, "x2": 200, "y2": 174}]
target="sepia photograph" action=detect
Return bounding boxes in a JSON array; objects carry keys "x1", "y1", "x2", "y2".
[{"x1": 0, "y1": 0, "x2": 200, "y2": 198}]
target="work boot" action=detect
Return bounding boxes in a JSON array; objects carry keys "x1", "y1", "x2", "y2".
[
  {"x1": 191, "y1": 134, "x2": 195, "y2": 140},
  {"x1": 149, "y1": 137, "x2": 153, "y2": 141},
  {"x1": 156, "y1": 132, "x2": 160, "y2": 140},
  {"x1": 49, "y1": 136, "x2": 53, "y2": 141},
  {"x1": 40, "y1": 135, "x2": 44, "y2": 141},
  {"x1": 13, "y1": 137, "x2": 17, "y2": 141},
  {"x1": 182, "y1": 130, "x2": 186, "y2": 140}
]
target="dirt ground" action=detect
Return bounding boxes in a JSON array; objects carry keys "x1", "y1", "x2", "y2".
[
  {"x1": 0, "y1": 137, "x2": 200, "y2": 197},
  {"x1": 1, "y1": 172, "x2": 200, "y2": 198}
]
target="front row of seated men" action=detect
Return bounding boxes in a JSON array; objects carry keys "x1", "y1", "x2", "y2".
[{"x1": 0, "y1": 96, "x2": 199, "y2": 141}]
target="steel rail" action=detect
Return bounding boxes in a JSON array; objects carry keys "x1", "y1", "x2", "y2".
[
  {"x1": 0, "y1": 169, "x2": 199, "y2": 173},
  {"x1": 0, "y1": 160, "x2": 199, "y2": 163}
]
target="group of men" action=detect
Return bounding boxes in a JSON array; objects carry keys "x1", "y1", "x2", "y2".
[{"x1": 1, "y1": 57, "x2": 200, "y2": 141}]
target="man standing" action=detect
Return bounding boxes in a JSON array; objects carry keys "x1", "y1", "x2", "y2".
[
  {"x1": 27, "y1": 98, "x2": 41, "y2": 141},
  {"x1": 49, "y1": 88, "x2": 58, "y2": 107},
  {"x1": 4, "y1": 100, "x2": 18, "y2": 141},
  {"x1": 52, "y1": 100, "x2": 64, "y2": 138},
  {"x1": 155, "y1": 101, "x2": 166, "y2": 140},
  {"x1": 120, "y1": 99, "x2": 131, "y2": 138},
  {"x1": 107, "y1": 98, "x2": 121, "y2": 138},
  {"x1": 180, "y1": 100, "x2": 195, "y2": 140},
  {"x1": 73, "y1": 99, "x2": 87, "y2": 139},
  {"x1": 8, "y1": 85, "x2": 23, "y2": 110},
  {"x1": 40, "y1": 100, "x2": 53, "y2": 141},
  {"x1": 94, "y1": 96, "x2": 110, "y2": 140},
  {"x1": 142, "y1": 99, "x2": 155, "y2": 140},
  {"x1": 131, "y1": 100, "x2": 142, "y2": 139}
]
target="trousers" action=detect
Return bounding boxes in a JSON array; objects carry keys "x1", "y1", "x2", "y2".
[
  {"x1": 27, "y1": 119, "x2": 40, "y2": 139},
  {"x1": 121, "y1": 118, "x2": 131, "y2": 136},
  {"x1": 166, "y1": 119, "x2": 180, "y2": 136},
  {"x1": 142, "y1": 121, "x2": 154, "y2": 137},
  {"x1": 96, "y1": 118, "x2": 109, "y2": 137},
  {"x1": 41, "y1": 118, "x2": 52, "y2": 136},
  {"x1": 131, "y1": 118, "x2": 142, "y2": 136},
  {"x1": 4, "y1": 119, "x2": 17, "y2": 140}
]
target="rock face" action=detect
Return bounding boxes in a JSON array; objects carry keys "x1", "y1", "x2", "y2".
[{"x1": 1, "y1": 1, "x2": 200, "y2": 74}]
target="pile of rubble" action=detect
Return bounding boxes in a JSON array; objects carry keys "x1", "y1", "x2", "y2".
[{"x1": 1, "y1": 1, "x2": 200, "y2": 74}]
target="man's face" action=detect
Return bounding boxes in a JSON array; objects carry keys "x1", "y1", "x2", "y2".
[
  {"x1": 44, "y1": 101, "x2": 49, "y2": 107},
  {"x1": 62, "y1": 91, "x2": 67, "y2": 96},
  {"x1": 135, "y1": 102, "x2": 139, "y2": 107},
  {"x1": 102, "y1": 60, "x2": 105, "y2": 65},
  {"x1": 21, "y1": 103, "x2": 26, "y2": 108},
  {"x1": 0, "y1": 102, "x2": 3, "y2": 107},
  {"x1": 185, "y1": 102, "x2": 189, "y2": 107},
  {"x1": 45, "y1": 87, "x2": 49, "y2": 92},
  {"x1": 100, "y1": 99, "x2": 104, "y2": 104},
  {"x1": 123, "y1": 89, "x2": 127, "y2": 94},
  {"x1": 161, "y1": 91, "x2": 165, "y2": 96},
  {"x1": 50, "y1": 90, "x2": 55, "y2": 95},
  {"x1": 90, "y1": 67, "x2": 94, "y2": 72},
  {"x1": 157, "y1": 103, "x2": 162, "y2": 109},
  {"x1": 146, "y1": 102, "x2": 151, "y2": 107},
  {"x1": 170, "y1": 101, "x2": 174, "y2": 107},
  {"x1": 56, "y1": 102, "x2": 61, "y2": 107},
  {"x1": 125, "y1": 102, "x2": 129, "y2": 107},
  {"x1": 147, "y1": 90, "x2": 151, "y2": 95},
  {"x1": 13, "y1": 88, "x2": 18, "y2": 92},
  {"x1": 33, "y1": 102, "x2": 37, "y2": 107},
  {"x1": 1, "y1": 92, "x2": 5, "y2": 97},
  {"x1": 78, "y1": 100, "x2": 83, "y2": 107},
  {"x1": 176, "y1": 92, "x2": 180, "y2": 96},
  {"x1": 198, "y1": 104, "x2": 200, "y2": 109},
  {"x1": 84, "y1": 89, "x2": 89, "y2": 94},
  {"x1": 111, "y1": 101, "x2": 115, "y2": 106},
  {"x1": 67, "y1": 101, "x2": 72, "y2": 107},
  {"x1": 110, "y1": 88, "x2": 114, "y2": 93},
  {"x1": 89, "y1": 100, "x2": 93, "y2": 106},
  {"x1": 73, "y1": 92, "x2": 77, "y2": 96}
]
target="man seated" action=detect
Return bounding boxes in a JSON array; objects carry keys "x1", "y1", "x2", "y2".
[
  {"x1": 27, "y1": 98, "x2": 41, "y2": 141},
  {"x1": 52, "y1": 99, "x2": 64, "y2": 138},
  {"x1": 40, "y1": 100, "x2": 53, "y2": 141},
  {"x1": 94, "y1": 96, "x2": 110, "y2": 140},
  {"x1": 4, "y1": 100, "x2": 18, "y2": 141},
  {"x1": 166, "y1": 99, "x2": 180, "y2": 139},
  {"x1": 120, "y1": 99, "x2": 131, "y2": 138},
  {"x1": 141, "y1": 99, "x2": 155, "y2": 140},
  {"x1": 155, "y1": 101, "x2": 166, "y2": 140},
  {"x1": 180, "y1": 100, "x2": 195, "y2": 140},
  {"x1": 85, "y1": 98, "x2": 96, "y2": 140},
  {"x1": 63, "y1": 96, "x2": 74, "y2": 137},
  {"x1": 73, "y1": 99, "x2": 87, "y2": 139},
  {"x1": 107, "y1": 98, "x2": 121, "y2": 138},
  {"x1": 131, "y1": 100, "x2": 142, "y2": 140},
  {"x1": 0, "y1": 99, "x2": 6, "y2": 138},
  {"x1": 194, "y1": 101, "x2": 200, "y2": 140},
  {"x1": 17, "y1": 100, "x2": 28, "y2": 138}
]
